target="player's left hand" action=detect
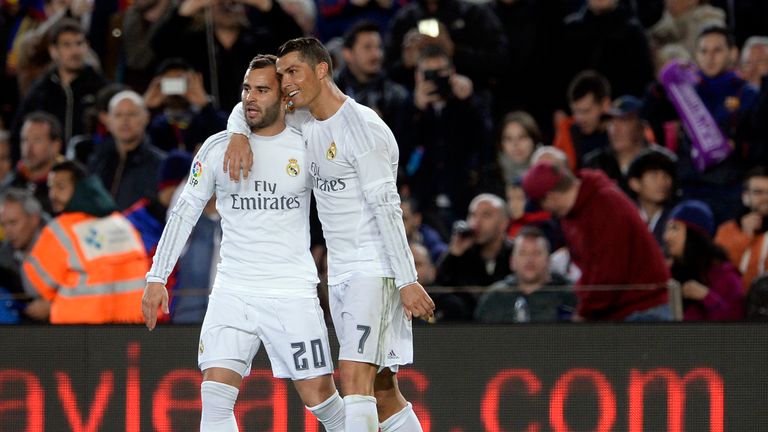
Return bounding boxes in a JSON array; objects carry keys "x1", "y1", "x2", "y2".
[{"x1": 400, "y1": 282, "x2": 435, "y2": 321}]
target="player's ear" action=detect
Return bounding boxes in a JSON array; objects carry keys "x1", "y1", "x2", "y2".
[{"x1": 316, "y1": 61, "x2": 330, "y2": 80}]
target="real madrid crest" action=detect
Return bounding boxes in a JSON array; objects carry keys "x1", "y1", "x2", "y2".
[
  {"x1": 199, "y1": 340, "x2": 205, "y2": 354},
  {"x1": 286, "y1": 158, "x2": 300, "y2": 176},
  {"x1": 326, "y1": 142, "x2": 337, "y2": 160}
]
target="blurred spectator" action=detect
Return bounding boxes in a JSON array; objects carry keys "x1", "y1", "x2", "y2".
[
  {"x1": 740, "y1": 36, "x2": 768, "y2": 89},
  {"x1": 553, "y1": 70, "x2": 611, "y2": 171},
  {"x1": 278, "y1": 0, "x2": 316, "y2": 36},
  {"x1": 0, "y1": 188, "x2": 46, "y2": 322},
  {"x1": 664, "y1": 200, "x2": 744, "y2": 320},
  {"x1": 315, "y1": 0, "x2": 400, "y2": 42},
  {"x1": 474, "y1": 226, "x2": 575, "y2": 323},
  {"x1": 523, "y1": 161, "x2": 671, "y2": 321},
  {"x1": 100, "y1": 0, "x2": 173, "y2": 91},
  {"x1": 401, "y1": 195, "x2": 447, "y2": 264},
  {"x1": 496, "y1": 111, "x2": 542, "y2": 186},
  {"x1": 144, "y1": 58, "x2": 227, "y2": 152},
  {"x1": 152, "y1": 0, "x2": 303, "y2": 109},
  {"x1": 404, "y1": 44, "x2": 491, "y2": 225},
  {"x1": 0, "y1": 132, "x2": 11, "y2": 186},
  {"x1": 3, "y1": 111, "x2": 63, "y2": 213},
  {"x1": 89, "y1": 90, "x2": 166, "y2": 210},
  {"x1": 648, "y1": 0, "x2": 725, "y2": 58},
  {"x1": 171, "y1": 196, "x2": 220, "y2": 323},
  {"x1": 11, "y1": 18, "x2": 108, "y2": 151},
  {"x1": 504, "y1": 179, "x2": 554, "y2": 242},
  {"x1": 491, "y1": 0, "x2": 568, "y2": 134},
  {"x1": 627, "y1": 148, "x2": 678, "y2": 247},
  {"x1": 23, "y1": 160, "x2": 146, "y2": 323},
  {"x1": 531, "y1": 145, "x2": 569, "y2": 167},
  {"x1": 559, "y1": 0, "x2": 654, "y2": 101},
  {"x1": 583, "y1": 95, "x2": 665, "y2": 194},
  {"x1": 644, "y1": 26, "x2": 760, "y2": 224},
  {"x1": 385, "y1": 0, "x2": 508, "y2": 91},
  {"x1": 410, "y1": 242, "x2": 436, "y2": 286},
  {"x1": 335, "y1": 21, "x2": 412, "y2": 150},
  {"x1": 435, "y1": 193, "x2": 512, "y2": 320},
  {"x1": 715, "y1": 167, "x2": 768, "y2": 292},
  {"x1": 66, "y1": 83, "x2": 129, "y2": 165},
  {"x1": 711, "y1": 0, "x2": 768, "y2": 50},
  {"x1": 13, "y1": 1, "x2": 100, "y2": 97},
  {"x1": 124, "y1": 149, "x2": 192, "y2": 258}
]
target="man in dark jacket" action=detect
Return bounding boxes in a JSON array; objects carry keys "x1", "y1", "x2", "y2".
[
  {"x1": 88, "y1": 90, "x2": 166, "y2": 210},
  {"x1": 523, "y1": 160, "x2": 671, "y2": 321},
  {"x1": 12, "y1": 19, "x2": 108, "y2": 153}
]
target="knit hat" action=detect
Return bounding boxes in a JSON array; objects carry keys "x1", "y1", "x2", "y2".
[
  {"x1": 158, "y1": 150, "x2": 193, "y2": 190},
  {"x1": 522, "y1": 160, "x2": 565, "y2": 202},
  {"x1": 669, "y1": 200, "x2": 714, "y2": 237}
]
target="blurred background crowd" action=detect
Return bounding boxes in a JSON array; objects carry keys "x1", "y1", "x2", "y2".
[{"x1": 0, "y1": 0, "x2": 767, "y2": 324}]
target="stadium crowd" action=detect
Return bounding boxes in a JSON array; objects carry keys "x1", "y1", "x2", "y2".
[{"x1": 0, "y1": 0, "x2": 767, "y2": 324}]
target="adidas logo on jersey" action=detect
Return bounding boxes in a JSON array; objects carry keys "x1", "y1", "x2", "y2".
[{"x1": 387, "y1": 350, "x2": 398, "y2": 360}]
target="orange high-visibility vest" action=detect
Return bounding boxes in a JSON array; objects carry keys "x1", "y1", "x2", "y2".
[{"x1": 23, "y1": 211, "x2": 147, "y2": 324}]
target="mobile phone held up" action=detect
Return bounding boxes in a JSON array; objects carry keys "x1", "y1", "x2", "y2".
[
  {"x1": 423, "y1": 69, "x2": 452, "y2": 98},
  {"x1": 161, "y1": 77, "x2": 187, "y2": 96}
]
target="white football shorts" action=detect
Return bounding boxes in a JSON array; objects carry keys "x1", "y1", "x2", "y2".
[
  {"x1": 329, "y1": 277, "x2": 413, "y2": 370},
  {"x1": 198, "y1": 291, "x2": 334, "y2": 380}
]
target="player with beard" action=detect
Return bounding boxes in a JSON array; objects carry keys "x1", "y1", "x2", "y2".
[
  {"x1": 224, "y1": 38, "x2": 434, "y2": 432},
  {"x1": 142, "y1": 55, "x2": 344, "y2": 432}
]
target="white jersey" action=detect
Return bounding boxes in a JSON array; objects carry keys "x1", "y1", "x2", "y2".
[
  {"x1": 293, "y1": 99, "x2": 416, "y2": 286},
  {"x1": 229, "y1": 98, "x2": 417, "y2": 288},
  {"x1": 148, "y1": 128, "x2": 319, "y2": 298}
]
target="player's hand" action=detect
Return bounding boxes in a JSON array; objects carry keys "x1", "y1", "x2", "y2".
[
  {"x1": 142, "y1": 282, "x2": 169, "y2": 331},
  {"x1": 223, "y1": 133, "x2": 252, "y2": 182},
  {"x1": 400, "y1": 282, "x2": 435, "y2": 320}
]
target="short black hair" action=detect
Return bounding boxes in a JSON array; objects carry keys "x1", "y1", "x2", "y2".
[
  {"x1": 23, "y1": 111, "x2": 62, "y2": 142},
  {"x1": 278, "y1": 37, "x2": 334, "y2": 77},
  {"x1": 568, "y1": 70, "x2": 611, "y2": 104},
  {"x1": 342, "y1": 21, "x2": 381, "y2": 49},
  {"x1": 248, "y1": 54, "x2": 278, "y2": 70},
  {"x1": 697, "y1": 25, "x2": 736, "y2": 49},
  {"x1": 627, "y1": 149, "x2": 677, "y2": 180},
  {"x1": 417, "y1": 43, "x2": 451, "y2": 66},
  {"x1": 51, "y1": 159, "x2": 87, "y2": 184},
  {"x1": 743, "y1": 166, "x2": 768, "y2": 188},
  {"x1": 155, "y1": 57, "x2": 193, "y2": 76},
  {"x1": 48, "y1": 18, "x2": 85, "y2": 46}
]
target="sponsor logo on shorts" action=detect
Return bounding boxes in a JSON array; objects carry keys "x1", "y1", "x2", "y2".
[{"x1": 387, "y1": 349, "x2": 399, "y2": 360}]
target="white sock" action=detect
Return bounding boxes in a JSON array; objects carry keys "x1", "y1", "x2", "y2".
[
  {"x1": 343, "y1": 395, "x2": 378, "y2": 432},
  {"x1": 200, "y1": 381, "x2": 239, "y2": 432},
  {"x1": 380, "y1": 402, "x2": 422, "y2": 432},
  {"x1": 307, "y1": 391, "x2": 345, "y2": 431}
]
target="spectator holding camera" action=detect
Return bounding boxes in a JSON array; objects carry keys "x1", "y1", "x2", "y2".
[
  {"x1": 403, "y1": 44, "x2": 491, "y2": 226},
  {"x1": 434, "y1": 193, "x2": 512, "y2": 320},
  {"x1": 144, "y1": 58, "x2": 227, "y2": 153}
]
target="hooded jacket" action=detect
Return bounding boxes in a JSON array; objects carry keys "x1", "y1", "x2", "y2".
[
  {"x1": 23, "y1": 176, "x2": 147, "y2": 324},
  {"x1": 562, "y1": 170, "x2": 670, "y2": 320}
]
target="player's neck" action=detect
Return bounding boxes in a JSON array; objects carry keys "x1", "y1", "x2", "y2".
[
  {"x1": 251, "y1": 120, "x2": 286, "y2": 137},
  {"x1": 308, "y1": 81, "x2": 347, "y2": 121}
]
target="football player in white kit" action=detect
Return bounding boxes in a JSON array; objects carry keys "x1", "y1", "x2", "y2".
[
  {"x1": 223, "y1": 38, "x2": 435, "y2": 432},
  {"x1": 142, "y1": 55, "x2": 345, "y2": 432}
]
